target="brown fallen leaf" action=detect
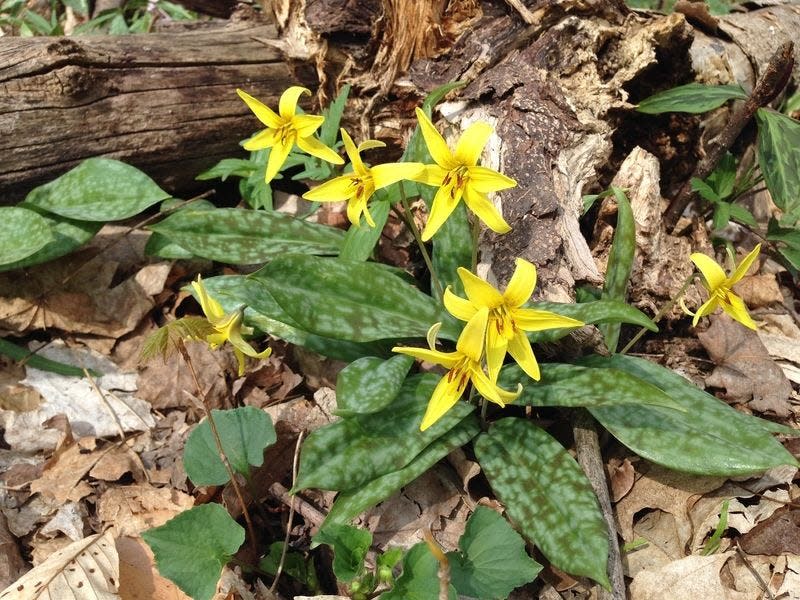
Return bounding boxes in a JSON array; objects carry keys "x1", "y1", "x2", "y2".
[
  {"x1": 0, "y1": 512, "x2": 25, "y2": 589},
  {"x1": 629, "y1": 552, "x2": 749, "y2": 600},
  {"x1": 733, "y1": 274, "x2": 783, "y2": 308},
  {"x1": 740, "y1": 505, "x2": 800, "y2": 555},
  {"x1": 96, "y1": 484, "x2": 193, "y2": 538},
  {"x1": 608, "y1": 457, "x2": 636, "y2": 502},
  {"x1": 29, "y1": 439, "x2": 107, "y2": 504},
  {"x1": 116, "y1": 535, "x2": 189, "y2": 600},
  {"x1": 89, "y1": 444, "x2": 147, "y2": 483}
]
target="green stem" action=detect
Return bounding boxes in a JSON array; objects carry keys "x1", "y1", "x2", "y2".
[{"x1": 398, "y1": 182, "x2": 444, "y2": 298}]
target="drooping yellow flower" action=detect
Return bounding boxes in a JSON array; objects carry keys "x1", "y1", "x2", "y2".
[
  {"x1": 412, "y1": 107, "x2": 517, "y2": 241},
  {"x1": 303, "y1": 128, "x2": 424, "y2": 227},
  {"x1": 393, "y1": 308, "x2": 520, "y2": 431},
  {"x1": 444, "y1": 259, "x2": 584, "y2": 381},
  {"x1": 685, "y1": 244, "x2": 761, "y2": 330},
  {"x1": 237, "y1": 87, "x2": 344, "y2": 183},
  {"x1": 191, "y1": 276, "x2": 272, "y2": 376}
]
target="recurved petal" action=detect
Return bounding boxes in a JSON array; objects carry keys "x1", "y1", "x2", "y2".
[
  {"x1": 370, "y1": 162, "x2": 426, "y2": 189},
  {"x1": 236, "y1": 89, "x2": 282, "y2": 129},
  {"x1": 362, "y1": 203, "x2": 376, "y2": 228},
  {"x1": 507, "y1": 332, "x2": 540, "y2": 381},
  {"x1": 454, "y1": 121, "x2": 493, "y2": 166},
  {"x1": 504, "y1": 258, "x2": 537, "y2": 307},
  {"x1": 242, "y1": 128, "x2": 276, "y2": 151},
  {"x1": 228, "y1": 328, "x2": 272, "y2": 360},
  {"x1": 346, "y1": 196, "x2": 367, "y2": 227},
  {"x1": 358, "y1": 139, "x2": 386, "y2": 153},
  {"x1": 410, "y1": 164, "x2": 448, "y2": 187},
  {"x1": 192, "y1": 277, "x2": 225, "y2": 321},
  {"x1": 443, "y1": 287, "x2": 478, "y2": 322},
  {"x1": 456, "y1": 307, "x2": 489, "y2": 362},
  {"x1": 303, "y1": 175, "x2": 359, "y2": 202},
  {"x1": 513, "y1": 307, "x2": 584, "y2": 331},
  {"x1": 458, "y1": 267, "x2": 503, "y2": 307},
  {"x1": 392, "y1": 345, "x2": 461, "y2": 369},
  {"x1": 415, "y1": 107, "x2": 456, "y2": 170},
  {"x1": 340, "y1": 128, "x2": 366, "y2": 173},
  {"x1": 469, "y1": 365, "x2": 505, "y2": 406},
  {"x1": 265, "y1": 139, "x2": 293, "y2": 183},
  {"x1": 463, "y1": 186, "x2": 512, "y2": 234},
  {"x1": 467, "y1": 165, "x2": 517, "y2": 193},
  {"x1": 690, "y1": 253, "x2": 727, "y2": 292},
  {"x1": 692, "y1": 296, "x2": 719, "y2": 326},
  {"x1": 293, "y1": 114, "x2": 325, "y2": 138},
  {"x1": 729, "y1": 243, "x2": 762, "y2": 285},
  {"x1": 485, "y1": 325, "x2": 508, "y2": 383},
  {"x1": 721, "y1": 292, "x2": 758, "y2": 330},
  {"x1": 419, "y1": 372, "x2": 466, "y2": 431},
  {"x1": 296, "y1": 135, "x2": 344, "y2": 165},
  {"x1": 420, "y1": 181, "x2": 463, "y2": 241},
  {"x1": 279, "y1": 86, "x2": 311, "y2": 120}
]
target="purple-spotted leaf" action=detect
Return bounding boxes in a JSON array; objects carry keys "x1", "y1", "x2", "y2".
[
  {"x1": 336, "y1": 355, "x2": 414, "y2": 416},
  {"x1": 474, "y1": 418, "x2": 609, "y2": 587}
]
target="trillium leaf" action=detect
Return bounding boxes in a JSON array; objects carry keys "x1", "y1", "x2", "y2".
[
  {"x1": 447, "y1": 506, "x2": 542, "y2": 599},
  {"x1": 636, "y1": 83, "x2": 747, "y2": 114},
  {"x1": 756, "y1": 108, "x2": 800, "y2": 220},
  {"x1": 183, "y1": 407, "x2": 276, "y2": 486},
  {"x1": 527, "y1": 299, "x2": 656, "y2": 343},
  {"x1": 339, "y1": 190, "x2": 391, "y2": 261},
  {"x1": 149, "y1": 208, "x2": 344, "y2": 264},
  {"x1": 380, "y1": 542, "x2": 457, "y2": 600},
  {"x1": 336, "y1": 355, "x2": 415, "y2": 415},
  {"x1": 579, "y1": 354, "x2": 798, "y2": 475},
  {"x1": 0, "y1": 206, "x2": 53, "y2": 266},
  {"x1": 312, "y1": 523, "x2": 371, "y2": 583},
  {"x1": 25, "y1": 158, "x2": 171, "y2": 221},
  {"x1": 294, "y1": 374, "x2": 474, "y2": 492},
  {"x1": 474, "y1": 418, "x2": 610, "y2": 587},
  {"x1": 142, "y1": 504, "x2": 245, "y2": 600},
  {"x1": 323, "y1": 417, "x2": 479, "y2": 526}
]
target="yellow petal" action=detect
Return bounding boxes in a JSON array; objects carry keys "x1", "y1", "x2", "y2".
[
  {"x1": 411, "y1": 164, "x2": 448, "y2": 187},
  {"x1": 443, "y1": 287, "x2": 478, "y2": 322},
  {"x1": 346, "y1": 195, "x2": 367, "y2": 227},
  {"x1": 504, "y1": 258, "x2": 537, "y2": 308},
  {"x1": 370, "y1": 162, "x2": 426, "y2": 189},
  {"x1": 228, "y1": 328, "x2": 273, "y2": 360},
  {"x1": 485, "y1": 325, "x2": 508, "y2": 382},
  {"x1": 237, "y1": 89, "x2": 282, "y2": 129},
  {"x1": 233, "y1": 347, "x2": 246, "y2": 377},
  {"x1": 691, "y1": 253, "x2": 727, "y2": 291},
  {"x1": 458, "y1": 267, "x2": 503, "y2": 308},
  {"x1": 392, "y1": 345, "x2": 461, "y2": 369},
  {"x1": 296, "y1": 135, "x2": 344, "y2": 165},
  {"x1": 729, "y1": 244, "x2": 761, "y2": 285},
  {"x1": 467, "y1": 165, "x2": 517, "y2": 193},
  {"x1": 362, "y1": 202, "x2": 376, "y2": 228},
  {"x1": 469, "y1": 365, "x2": 505, "y2": 406},
  {"x1": 463, "y1": 186, "x2": 511, "y2": 234},
  {"x1": 293, "y1": 114, "x2": 325, "y2": 138},
  {"x1": 303, "y1": 175, "x2": 360, "y2": 202},
  {"x1": 420, "y1": 180, "x2": 463, "y2": 241},
  {"x1": 265, "y1": 139, "x2": 293, "y2": 183},
  {"x1": 242, "y1": 128, "x2": 277, "y2": 152},
  {"x1": 192, "y1": 277, "x2": 225, "y2": 321},
  {"x1": 507, "y1": 332, "x2": 540, "y2": 381},
  {"x1": 340, "y1": 128, "x2": 366, "y2": 174},
  {"x1": 720, "y1": 292, "x2": 758, "y2": 330},
  {"x1": 455, "y1": 307, "x2": 489, "y2": 362},
  {"x1": 415, "y1": 107, "x2": 457, "y2": 170},
  {"x1": 513, "y1": 307, "x2": 584, "y2": 331},
  {"x1": 693, "y1": 296, "x2": 719, "y2": 326},
  {"x1": 419, "y1": 372, "x2": 466, "y2": 431},
  {"x1": 358, "y1": 139, "x2": 385, "y2": 153},
  {"x1": 454, "y1": 121, "x2": 493, "y2": 166},
  {"x1": 279, "y1": 86, "x2": 311, "y2": 120},
  {"x1": 426, "y1": 322, "x2": 442, "y2": 350}
]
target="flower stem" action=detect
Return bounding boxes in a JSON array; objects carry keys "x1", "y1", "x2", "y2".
[
  {"x1": 398, "y1": 182, "x2": 444, "y2": 298},
  {"x1": 619, "y1": 271, "x2": 696, "y2": 355}
]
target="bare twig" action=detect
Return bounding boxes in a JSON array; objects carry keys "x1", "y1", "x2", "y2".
[
  {"x1": 269, "y1": 431, "x2": 304, "y2": 593},
  {"x1": 735, "y1": 542, "x2": 776, "y2": 600},
  {"x1": 268, "y1": 482, "x2": 327, "y2": 528}
]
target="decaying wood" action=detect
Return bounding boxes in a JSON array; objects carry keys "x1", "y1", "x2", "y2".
[{"x1": 0, "y1": 20, "x2": 305, "y2": 202}]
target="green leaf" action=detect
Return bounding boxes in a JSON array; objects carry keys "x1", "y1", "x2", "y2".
[
  {"x1": 149, "y1": 208, "x2": 344, "y2": 264},
  {"x1": 183, "y1": 407, "x2": 276, "y2": 486},
  {"x1": 0, "y1": 206, "x2": 53, "y2": 266},
  {"x1": 313, "y1": 523, "x2": 371, "y2": 582},
  {"x1": 142, "y1": 504, "x2": 245, "y2": 600},
  {"x1": 139, "y1": 317, "x2": 215, "y2": 364},
  {"x1": 402, "y1": 81, "x2": 467, "y2": 164},
  {"x1": 691, "y1": 178, "x2": 721, "y2": 203},
  {"x1": 708, "y1": 152, "x2": 737, "y2": 199},
  {"x1": 259, "y1": 542, "x2": 317, "y2": 589},
  {"x1": 144, "y1": 231, "x2": 195, "y2": 259},
  {"x1": 636, "y1": 83, "x2": 747, "y2": 114},
  {"x1": 474, "y1": 418, "x2": 609, "y2": 587},
  {"x1": 499, "y1": 363, "x2": 684, "y2": 411},
  {"x1": 728, "y1": 203, "x2": 757, "y2": 227},
  {"x1": 196, "y1": 158, "x2": 257, "y2": 181},
  {"x1": 323, "y1": 417, "x2": 479, "y2": 526},
  {"x1": 712, "y1": 202, "x2": 731, "y2": 231},
  {"x1": 251, "y1": 254, "x2": 458, "y2": 343},
  {"x1": 339, "y1": 191, "x2": 391, "y2": 261},
  {"x1": 756, "y1": 108, "x2": 800, "y2": 219},
  {"x1": 294, "y1": 374, "x2": 474, "y2": 492},
  {"x1": 319, "y1": 84, "x2": 350, "y2": 147},
  {"x1": 25, "y1": 158, "x2": 170, "y2": 221},
  {"x1": 432, "y1": 200, "x2": 473, "y2": 298},
  {"x1": 0, "y1": 338, "x2": 100, "y2": 377},
  {"x1": 579, "y1": 354, "x2": 798, "y2": 475},
  {"x1": 527, "y1": 299, "x2": 656, "y2": 343},
  {"x1": 380, "y1": 543, "x2": 456, "y2": 600},
  {"x1": 336, "y1": 355, "x2": 415, "y2": 416},
  {"x1": 447, "y1": 506, "x2": 541, "y2": 599},
  {"x1": 600, "y1": 187, "x2": 635, "y2": 353}
]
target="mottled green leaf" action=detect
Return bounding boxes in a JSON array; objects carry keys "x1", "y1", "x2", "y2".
[
  {"x1": 336, "y1": 355, "x2": 414, "y2": 416},
  {"x1": 144, "y1": 231, "x2": 195, "y2": 259},
  {"x1": 448, "y1": 506, "x2": 541, "y2": 599},
  {"x1": 757, "y1": 108, "x2": 800, "y2": 219},
  {"x1": 252, "y1": 254, "x2": 458, "y2": 343},
  {"x1": 600, "y1": 187, "x2": 635, "y2": 353},
  {"x1": 339, "y1": 191, "x2": 391, "y2": 261},
  {"x1": 432, "y1": 198, "x2": 473, "y2": 298},
  {"x1": 526, "y1": 299, "x2": 656, "y2": 343},
  {"x1": 579, "y1": 355, "x2": 798, "y2": 475},
  {"x1": 294, "y1": 374, "x2": 474, "y2": 492},
  {"x1": 149, "y1": 208, "x2": 344, "y2": 264},
  {"x1": 25, "y1": 158, "x2": 170, "y2": 221},
  {"x1": 313, "y1": 523, "x2": 371, "y2": 582},
  {"x1": 475, "y1": 418, "x2": 609, "y2": 587},
  {"x1": 143, "y1": 504, "x2": 244, "y2": 600},
  {"x1": 767, "y1": 218, "x2": 800, "y2": 273},
  {"x1": 183, "y1": 407, "x2": 276, "y2": 486},
  {"x1": 0, "y1": 206, "x2": 53, "y2": 266},
  {"x1": 636, "y1": 83, "x2": 747, "y2": 114},
  {"x1": 323, "y1": 417, "x2": 479, "y2": 526},
  {"x1": 380, "y1": 542, "x2": 456, "y2": 600}
]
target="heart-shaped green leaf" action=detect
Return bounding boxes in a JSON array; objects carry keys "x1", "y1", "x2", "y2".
[
  {"x1": 0, "y1": 206, "x2": 53, "y2": 266},
  {"x1": 336, "y1": 355, "x2": 414, "y2": 415},
  {"x1": 380, "y1": 543, "x2": 456, "y2": 600}
]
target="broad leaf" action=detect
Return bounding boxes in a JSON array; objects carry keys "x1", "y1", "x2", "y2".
[
  {"x1": 339, "y1": 191, "x2": 391, "y2": 261},
  {"x1": 0, "y1": 206, "x2": 52, "y2": 266},
  {"x1": 432, "y1": 198, "x2": 473, "y2": 298},
  {"x1": 448, "y1": 506, "x2": 542, "y2": 599},
  {"x1": 380, "y1": 542, "x2": 456, "y2": 600},
  {"x1": 313, "y1": 523, "x2": 371, "y2": 582},
  {"x1": 474, "y1": 418, "x2": 609, "y2": 587},
  {"x1": 149, "y1": 208, "x2": 344, "y2": 264},
  {"x1": 142, "y1": 504, "x2": 245, "y2": 600},
  {"x1": 144, "y1": 231, "x2": 195, "y2": 259},
  {"x1": 336, "y1": 355, "x2": 414, "y2": 415},
  {"x1": 25, "y1": 158, "x2": 170, "y2": 221},
  {"x1": 183, "y1": 407, "x2": 276, "y2": 486},
  {"x1": 756, "y1": 108, "x2": 800, "y2": 220},
  {"x1": 527, "y1": 299, "x2": 656, "y2": 343},
  {"x1": 636, "y1": 83, "x2": 747, "y2": 114}
]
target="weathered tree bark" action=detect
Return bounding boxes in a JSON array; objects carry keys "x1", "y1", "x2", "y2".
[{"x1": 0, "y1": 19, "x2": 309, "y2": 202}]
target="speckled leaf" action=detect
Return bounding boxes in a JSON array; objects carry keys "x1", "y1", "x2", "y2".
[
  {"x1": 499, "y1": 363, "x2": 683, "y2": 411},
  {"x1": 474, "y1": 418, "x2": 609, "y2": 587},
  {"x1": 149, "y1": 208, "x2": 344, "y2": 264},
  {"x1": 580, "y1": 355, "x2": 798, "y2": 475},
  {"x1": 336, "y1": 355, "x2": 414, "y2": 415},
  {"x1": 756, "y1": 108, "x2": 800, "y2": 219},
  {"x1": 380, "y1": 542, "x2": 456, "y2": 600},
  {"x1": 527, "y1": 299, "x2": 656, "y2": 343},
  {"x1": 323, "y1": 417, "x2": 479, "y2": 526},
  {"x1": 600, "y1": 187, "x2": 635, "y2": 353},
  {"x1": 636, "y1": 83, "x2": 747, "y2": 114},
  {"x1": 0, "y1": 206, "x2": 53, "y2": 266},
  {"x1": 432, "y1": 197, "x2": 472, "y2": 299},
  {"x1": 183, "y1": 407, "x2": 276, "y2": 486},
  {"x1": 252, "y1": 254, "x2": 458, "y2": 343},
  {"x1": 294, "y1": 374, "x2": 474, "y2": 492},
  {"x1": 25, "y1": 158, "x2": 170, "y2": 221},
  {"x1": 339, "y1": 189, "x2": 391, "y2": 261},
  {"x1": 145, "y1": 231, "x2": 194, "y2": 259}
]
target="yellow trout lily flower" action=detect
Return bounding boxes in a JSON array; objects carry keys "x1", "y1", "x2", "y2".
[
  {"x1": 393, "y1": 308, "x2": 520, "y2": 431},
  {"x1": 303, "y1": 128, "x2": 424, "y2": 227},
  {"x1": 192, "y1": 276, "x2": 272, "y2": 376},
  {"x1": 444, "y1": 259, "x2": 584, "y2": 381},
  {"x1": 237, "y1": 87, "x2": 344, "y2": 183},
  {"x1": 413, "y1": 107, "x2": 517, "y2": 241},
  {"x1": 685, "y1": 244, "x2": 761, "y2": 330}
]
